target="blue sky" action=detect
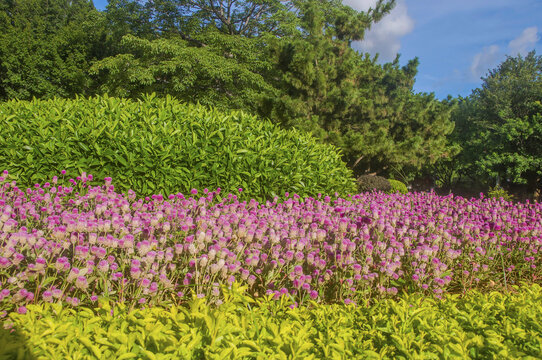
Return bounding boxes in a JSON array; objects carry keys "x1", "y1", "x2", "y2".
[
  {"x1": 345, "y1": 0, "x2": 542, "y2": 99},
  {"x1": 93, "y1": 0, "x2": 542, "y2": 99}
]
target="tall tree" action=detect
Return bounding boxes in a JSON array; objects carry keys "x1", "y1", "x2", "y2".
[
  {"x1": 0, "y1": 0, "x2": 108, "y2": 100},
  {"x1": 260, "y1": 0, "x2": 454, "y2": 179},
  {"x1": 90, "y1": 31, "x2": 276, "y2": 110},
  {"x1": 466, "y1": 51, "x2": 542, "y2": 197}
]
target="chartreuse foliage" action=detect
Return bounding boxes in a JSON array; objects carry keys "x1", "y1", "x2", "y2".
[
  {"x1": 2, "y1": 284, "x2": 542, "y2": 359},
  {"x1": 388, "y1": 179, "x2": 408, "y2": 194},
  {"x1": 0, "y1": 94, "x2": 356, "y2": 200}
]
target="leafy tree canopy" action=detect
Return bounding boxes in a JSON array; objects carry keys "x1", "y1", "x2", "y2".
[
  {"x1": 1, "y1": 0, "x2": 456, "y2": 183},
  {"x1": 474, "y1": 51, "x2": 542, "y2": 192},
  {"x1": 0, "y1": 0, "x2": 107, "y2": 99},
  {"x1": 440, "y1": 51, "x2": 542, "y2": 197}
]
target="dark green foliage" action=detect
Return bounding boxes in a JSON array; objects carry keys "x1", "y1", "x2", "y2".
[
  {"x1": 90, "y1": 32, "x2": 276, "y2": 112},
  {"x1": 260, "y1": 2, "x2": 455, "y2": 180},
  {"x1": 0, "y1": 94, "x2": 357, "y2": 200},
  {"x1": 388, "y1": 179, "x2": 408, "y2": 194},
  {"x1": 446, "y1": 51, "x2": 542, "y2": 198},
  {"x1": 0, "y1": 0, "x2": 108, "y2": 100},
  {"x1": 356, "y1": 175, "x2": 391, "y2": 193}
]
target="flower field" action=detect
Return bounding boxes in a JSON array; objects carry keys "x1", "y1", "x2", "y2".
[{"x1": 1, "y1": 171, "x2": 542, "y2": 358}]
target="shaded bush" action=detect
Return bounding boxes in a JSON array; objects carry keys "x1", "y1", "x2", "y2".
[
  {"x1": 356, "y1": 175, "x2": 391, "y2": 193},
  {"x1": 0, "y1": 94, "x2": 357, "y2": 201},
  {"x1": 388, "y1": 179, "x2": 408, "y2": 194}
]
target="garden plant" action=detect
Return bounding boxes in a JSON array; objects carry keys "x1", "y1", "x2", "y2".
[{"x1": 0, "y1": 170, "x2": 541, "y2": 358}]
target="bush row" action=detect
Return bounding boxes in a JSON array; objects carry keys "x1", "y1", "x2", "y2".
[
  {"x1": 0, "y1": 94, "x2": 357, "y2": 201},
  {"x1": 2, "y1": 283, "x2": 541, "y2": 359}
]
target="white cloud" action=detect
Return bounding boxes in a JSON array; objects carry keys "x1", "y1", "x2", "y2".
[
  {"x1": 508, "y1": 26, "x2": 539, "y2": 56},
  {"x1": 469, "y1": 27, "x2": 539, "y2": 80},
  {"x1": 470, "y1": 45, "x2": 501, "y2": 79},
  {"x1": 345, "y1": 0, "x2": 415, "y2": 62},
  {"x1": 342, "y1": 0, "x2": 377, "y2": 12}
]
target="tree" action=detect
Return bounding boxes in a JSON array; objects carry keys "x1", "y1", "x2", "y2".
[
  {"x1": 260, "y1": 0, "x2": 454, "y2": 179},
  {"x1": 450, "y1": 51, "x2": 542, "y2": 198},
  {"x1": 0, "y1": 0, "x2": 108, "y2": 100},
  {"x1": 90, "y1": 30, "x2": 277, "y2": 111}
]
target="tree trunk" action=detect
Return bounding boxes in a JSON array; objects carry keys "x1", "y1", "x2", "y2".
[{"x1": 528, "y1": 174, "x2": 541, "y2": 201}]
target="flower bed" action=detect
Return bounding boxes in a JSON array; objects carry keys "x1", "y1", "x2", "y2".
[{"x1": 0, "y1": 171, "x2": 541, "y2": 314}]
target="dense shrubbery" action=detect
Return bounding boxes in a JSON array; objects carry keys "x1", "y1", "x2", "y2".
[
  {"x1": 356, "y1": 175, "x2": 391, "y2": 193},
  {"x1": 0, "y1": 95, "x2": 356, "y2": 201},
  {"x1": 2, "y1": 284, "x2": 541, "y2": 359},
  {"x1": 388, "y1": 179, "x2": 408, "y2": 194}
]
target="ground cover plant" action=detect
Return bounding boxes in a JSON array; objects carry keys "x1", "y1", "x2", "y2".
[
  {"x1": 1, "y1": 283, "x2": 541, "y2": 359},
  {"x1": 0, "y1": 95, "x2": 356, "y2": 201}
]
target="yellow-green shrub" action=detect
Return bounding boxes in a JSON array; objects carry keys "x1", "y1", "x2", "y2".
[
  {"x1": 2, "y1": 283, "x2": 541, "y2": 359},
  {"x1": 0, "y1": 94, "x2": 357, "y2": 201},
  {"x1": 388, "y1": 179, "x2": 408, "y2": 194},
  {"x1": 488, "y1": 185, "x2": 514, "y2": 202}
]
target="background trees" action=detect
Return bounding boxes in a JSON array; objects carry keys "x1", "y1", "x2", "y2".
[
  {"x1": 0, "y1": 0, "x2": 108, "y2": 99},
  {"x1": 12, "y1": 0, "x2": 538, "y2": 194},
  {"x1": 472, "y1": 51, "x2": 542, "y2": 196},
  {"x1": 433, "y1": 51, "x2": 542, "y2": 198}
]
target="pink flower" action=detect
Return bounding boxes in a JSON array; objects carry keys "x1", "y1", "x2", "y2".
[
  {"x1": 75, "y1": 276, "x2": 89, "y2": 290},
  {"x1": 42, "y1": 291, "x2": 53, "y2": 302},
  {"x1": 130, "y1": 267, "x2": 141, "y2": 279},
  {"x1": 97, "y1": 260, "x2": 109, "y2": 272}
]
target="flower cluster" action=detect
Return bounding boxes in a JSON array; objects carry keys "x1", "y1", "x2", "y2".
[{"x1": 0, "y1": 171, "x2": 541, "y2": 311}]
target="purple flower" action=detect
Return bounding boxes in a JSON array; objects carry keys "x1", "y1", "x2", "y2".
[
  {"x1": 75, "y1": 276, "x2": 89, "y2": 290},
  {"x1": 42, "y1": 291, "x2": 53, "y2": 302},
  {"x1": 344, "y1": 298, "x2": 355, "y2": 305}
]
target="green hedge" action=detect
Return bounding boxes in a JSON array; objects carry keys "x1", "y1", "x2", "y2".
[
  {"x1": 0, "y1": 94, "x2": 356, "y2": 200},
  {"x1": 388, "y1": 179, "x2": 408, "y2": 194},
  {"x1": 2, "y1": 284, "x2": 541, "y2": 359}
]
